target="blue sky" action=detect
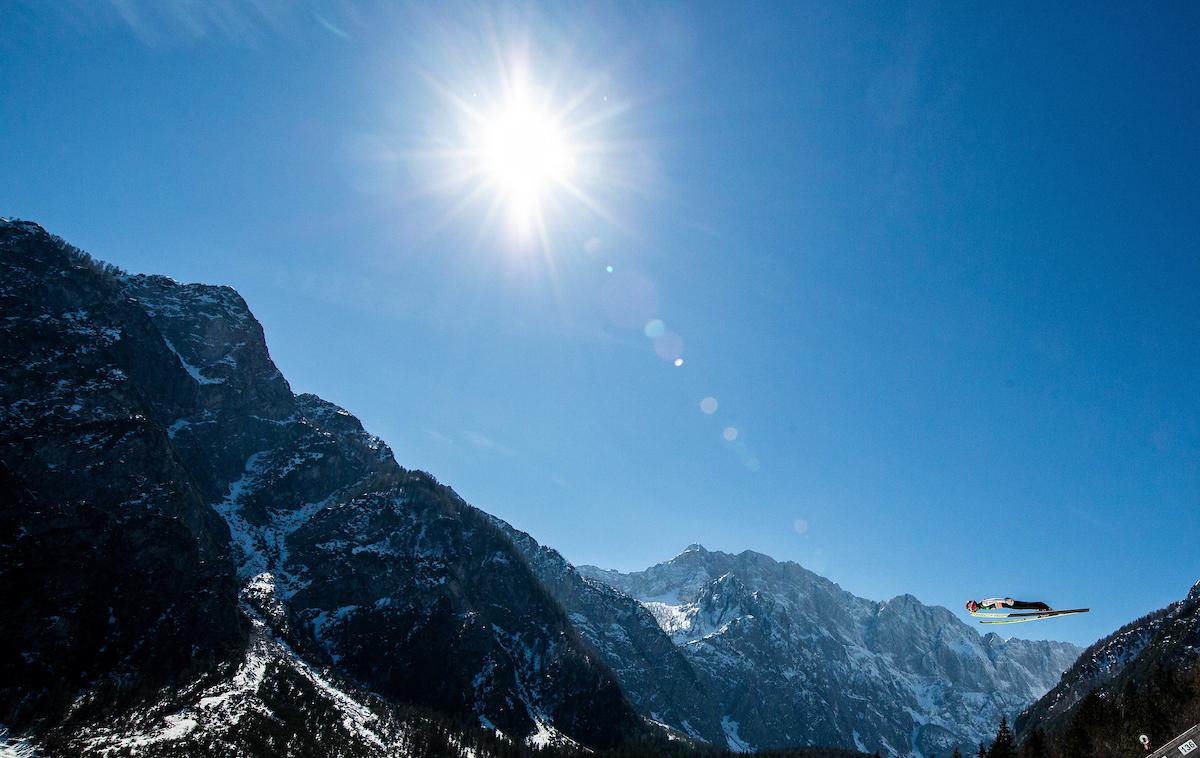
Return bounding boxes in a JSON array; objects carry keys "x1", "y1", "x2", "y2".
[{"x1": 3, "y1": 1, "x2": 1198, "y2": 646}]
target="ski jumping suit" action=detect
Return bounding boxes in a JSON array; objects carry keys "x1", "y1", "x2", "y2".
[{"x1": 979, "y1": 597, "x2": 1051, "y2": 612}]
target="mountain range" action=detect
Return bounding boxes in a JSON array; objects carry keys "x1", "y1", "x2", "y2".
[
  {"x1": 574, "y1": 546, "x2": 1079, "y2": 755},
  {"x1": 0, "y1": 218, "x2": 1084, "y2": 756}
]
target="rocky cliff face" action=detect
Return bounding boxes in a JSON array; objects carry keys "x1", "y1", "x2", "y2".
[
  {"x1": 578, "y1": 545, "x2": 1082, "y2": 756},
  {"x1": 0, "y1": 221, "x2": 246, "y2": 744},
  {"x1": 0, "y1": 219, "x2": 643, "y2": 755}
]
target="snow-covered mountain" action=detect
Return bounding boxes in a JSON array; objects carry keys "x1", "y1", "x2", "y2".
[
  {"x1": 577, "y1": 545, "x2": 1082, "y2": 756},
  {"x1": 0, "y1": 219, "x2": 649, "y2": 755}
]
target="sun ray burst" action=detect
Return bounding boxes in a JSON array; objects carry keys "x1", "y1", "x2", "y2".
[{"x1": 401, "y1": 40, "x2": 643, "y2": 261}]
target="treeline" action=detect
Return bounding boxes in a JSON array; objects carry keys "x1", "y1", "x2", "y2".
[
  {"x1": 382, "y1": 721, "x2": 875, "y2": 758},
  {"x1": 592, "y1": 746, "x2": 869, "y2": 758},
  {"x1": 904, "y1": 717, "x2": 1023, "y2": 758},
  {"x1": 1043, "y1": 663, "x2": 1200, "y2": 758},
  {"x1": 967, "y1": 662, "x2": 1200, "y2": 758},
  {"x1": 50, "y1": 233, "x2": 127, "y2": 279},
  {"x1": 530, "y1": 735, "x2": 870, "y2": 758}
]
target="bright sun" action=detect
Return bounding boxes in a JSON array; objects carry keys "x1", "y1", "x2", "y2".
[
  {"x1": 475, "y1": 95, "x2": 576, "y2": 235},
  {"x1": 481, "y1": 100, "x2": 574, "y2": 213},
  {"x1": 417, "y1": 52, "x2": 620, "y2": 252}
]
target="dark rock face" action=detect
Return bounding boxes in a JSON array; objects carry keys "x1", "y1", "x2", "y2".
[
  {"x1": 0, "y1": 221, "x2": 246, "y2": 736},
  {"x1": 0, "y1": 219, "x2": 641, "y2": 754},
  {"x1": 1016, "y1": 578, "x2": 1200, "y2": 740},
  {"x1": 578, "y1": 545, "x2": 1082, "y2": 756}
]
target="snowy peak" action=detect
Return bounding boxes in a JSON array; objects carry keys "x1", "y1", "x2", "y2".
[
  {"x1": 641, "y1": 572, "x2": 766, "y2": 645},
  {"x1": 582, "y1": 544, "x2": 827, "y2": 609}
]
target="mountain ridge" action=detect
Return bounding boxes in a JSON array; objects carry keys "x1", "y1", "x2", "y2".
[{"x1": 576, "y1": 543, "x2": 1081, "y2": 755}]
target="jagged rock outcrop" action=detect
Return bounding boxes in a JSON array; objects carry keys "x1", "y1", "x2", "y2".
[
  {"x1": 0, "y1": 219, "x2": 645, "y2": 755},
  {"x1": 579, "y1": 545, "x2": 1082, "y2": 755}
]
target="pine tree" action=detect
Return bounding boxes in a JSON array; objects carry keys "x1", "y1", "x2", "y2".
[
  {"x1": 1061, "y1": 707, "x2": 1094, "y2": 758},
  {"x1": 989, "y1": 717, "x2": 1016, "y2": 758},
  {"x1": 951, "y1": 749, "x2": 963, "y2": 758}
]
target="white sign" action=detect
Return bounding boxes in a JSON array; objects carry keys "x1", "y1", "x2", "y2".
[{"x1": 1178, "y1": 739, "x2": 1197, "y2": 756}]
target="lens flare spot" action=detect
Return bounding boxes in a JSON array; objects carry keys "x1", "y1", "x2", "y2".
[
  {"x1": 792, "y1": 518, "x2": 809, "y2": 536},
  {"x1": 700, "y1": 396, "x2": 718, "y2": 414},
  {"x1": 723, "y1": 426, "x2": 738, "y2": 441},
  {"x1": 654, "y1": 331, "x2": 683, "y2": 362},
  {"x1": 644, "y1": 319, "x2": 666, "y2": 339},
  {"x1": 674, "y1": 358, "x2": 684, "y2": 367},
  {"x1": 605, "y1": 265, "x2": 614, "y2": 273}
]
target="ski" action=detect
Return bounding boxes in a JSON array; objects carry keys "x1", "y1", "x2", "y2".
[
  {"x1": 978, "y1": 608, "x2": 1089, "y2": 624},
  {"x1": 972, "y1": 608, "x2": 1088, "y2": 619}
]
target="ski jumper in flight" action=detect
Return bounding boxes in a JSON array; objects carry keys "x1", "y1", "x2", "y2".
[{"x1": 965, "y1": 597, "x2": 1051, "y2": 613}]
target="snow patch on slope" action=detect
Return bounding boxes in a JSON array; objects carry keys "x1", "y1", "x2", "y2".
[
  {"x1": 722, "y1": 716, "x2": 753, "y2": 753},
  {"x1": 79, "y1": 580, "x2": 394, "y2": 755},
  {"x1": 162, "y1": 337, "x2": 224, "y2": 385},
  {"x1": 210, "y1": 450, "x2": 336, "y2": 595},
  {"x1": 0, "y1": 726, "x2": 40, "y2": 757}
]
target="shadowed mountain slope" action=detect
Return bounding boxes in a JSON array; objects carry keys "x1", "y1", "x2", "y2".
[
  {"x1": 1016, "y1": 578, "x2": 1200, "y2": 757},
  {"x1": 0, "y1": 218, "x2": 648, "y2": 755}
]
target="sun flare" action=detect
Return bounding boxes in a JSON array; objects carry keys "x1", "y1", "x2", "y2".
[
  {"x1": 478, "y1": 99, "x2": 576, "y2": 226},
  {"x1": 413, "y1": 46, "x2": 631, "y2": 254}
]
